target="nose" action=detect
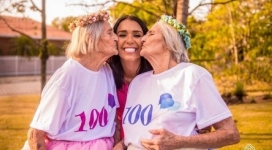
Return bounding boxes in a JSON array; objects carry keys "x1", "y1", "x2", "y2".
[
  {"x1": 141, "y1": 35, "x2": 146, "y2": 44},
  {"x1": 126, "y1": 34, "x2": 134, "y2": 44},
  {"x1": 114, "y1": 33, "x2": 118, "y2": 42}
]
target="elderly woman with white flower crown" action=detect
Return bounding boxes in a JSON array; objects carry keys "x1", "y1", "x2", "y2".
[
  {"x1": 120, "y1": 15, "x2": 240, "y2": 150},
  {"x1": 21, "y1": 10, "x2": 119, "y2": 150}
]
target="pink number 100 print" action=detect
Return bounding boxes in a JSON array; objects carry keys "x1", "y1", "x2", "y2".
[{"x1": 75, "y1": 107, "x2": 108, "y2": 132}]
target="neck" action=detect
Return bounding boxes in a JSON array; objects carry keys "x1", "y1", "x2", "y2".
[
  {"x1": 121, "y1": 59, "x2": 141, "y2": 83},
  {"x1": 74, "y1": 53, "x2": 110, "y2": 71},
  {"x1": 147, "y1": 52, "x2": 177, "y2": 74}
]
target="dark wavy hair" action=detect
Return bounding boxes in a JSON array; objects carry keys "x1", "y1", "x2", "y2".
[{"x1": 107, "y1": 15, "x2": 153, "y2": 89}]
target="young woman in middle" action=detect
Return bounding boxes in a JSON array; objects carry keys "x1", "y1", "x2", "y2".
[{"x1": 107, "y1": 15, "x2": 153, "y2": 147}]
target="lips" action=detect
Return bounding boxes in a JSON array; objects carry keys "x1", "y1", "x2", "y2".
[{"x1": 124, "y1": 48, "x2": 136, "y2": 53}]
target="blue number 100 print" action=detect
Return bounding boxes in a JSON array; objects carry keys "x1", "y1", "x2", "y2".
[{"x1": 123, "y1": 104, "x2": 153, "y2": 126}]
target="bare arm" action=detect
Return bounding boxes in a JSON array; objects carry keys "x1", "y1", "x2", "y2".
[
  {"x1": 113, "y1": 113, "x2": 121, "y2": 146},
  {"x1": 113, "y1": 139, "x2": 127, "y2": 150},
  {"x1": 176, "y1": 117, "x2": 240, "y2": 148},
  {"x1": 141, "y1": 117, "x2": 240, "y2": 150},
  {"x1": 27, "y1": 128, "x2": 47, "y2": 150}
]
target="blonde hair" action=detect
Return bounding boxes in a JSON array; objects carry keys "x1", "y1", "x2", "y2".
[
  {"x1": 65, "y1": 10, "x2": 110, "y2": 58},
  {"x1": 156, "y1": 21, "x2": 190, "y2": 63},
  {"x1": 65, "y1": 21, "x2": 104, "y2": 58}
]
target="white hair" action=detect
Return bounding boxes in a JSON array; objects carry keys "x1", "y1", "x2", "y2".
[
  {"x1": 65, "y1": 21, "x2": 104, "y2": 58},
  {"x1": 156, "y1": 21, "x2": 190, "y2": 63}
]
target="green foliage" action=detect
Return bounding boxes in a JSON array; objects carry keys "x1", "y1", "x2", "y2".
[
  {"x1": 47, "y1": 42, "x2": 64, "y2": 56},
  {"x1": 10, "y1": 35, "x2": 39, "y2": 57},
  {"x1": 187, "y1": 0, "x2": 272, "y2": 87},
  {"x1": 10, "y1": 36, "x2": 64, "y2": 57},
  {"x1": 109, "y1": 0, "x2": 174, "y2": 28},
  {"x1": 109, "y1": 0, "x2": 272, "y2": 88},
  {"x1": 233, "y1": 81, "x2": 247, "y2": 102},
  {"x1": 51, "y1": 16, "x2": 78, "y2": 32}
]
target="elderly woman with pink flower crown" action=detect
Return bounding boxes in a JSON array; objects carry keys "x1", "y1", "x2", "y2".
[
  {"x1": 21, "y1": 10, "x2": 119, "y2": 150},
  {"x1": 120, "y1": 15, "x2": 240, "y2": 150}
]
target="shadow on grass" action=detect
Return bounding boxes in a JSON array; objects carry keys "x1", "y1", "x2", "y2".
[
  {"x1": 241, "y1": 133, "x2": 272, "y2": 140},
  {"x1": 241, "y1": 133, "x2": 272, "y2": 135},
  {"x1": 0, "y1": 128, "x2": 28, "y2": 130}
]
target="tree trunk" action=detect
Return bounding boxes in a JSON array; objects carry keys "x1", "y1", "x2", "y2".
[
  {"x1": 40, "y1": 0, "x2": 48, "y2": 91},
  {"x1": 176, "y1": 0, "x2": 189, "y2": 26},
  {"x1": 227, "y1": 5, "x2": 238, "y2": 65}
]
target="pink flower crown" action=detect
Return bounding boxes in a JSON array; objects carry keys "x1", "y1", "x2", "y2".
[{"x1": 68, "y1": 10, "x2": 110, "y2": 32}]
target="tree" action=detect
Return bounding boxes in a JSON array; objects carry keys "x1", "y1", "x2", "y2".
[
  {"x1": 51, "y1": 16, "x2": 77, "y2": 32},
  {"x1": 1, "y1": 0, "x2": 48, "y2": 90},
  {"x1": 67, "y1": 0, "x2": 272, "y2": 89},
  {"x1": 67, "y1": 0, "x2": 238, "y2": 27},
  {"x1": 187, "y1": 0, "x2": 272, "y2": 88},
  {"x1": 10, "y1": 35, "x2": 39, "y2": 57},
  {"x1": 40, "y1": 0, "x2": 48, "y2": 90},
  {"x1": 175, "y1": 0, "x2": 189, "y2": 25}
]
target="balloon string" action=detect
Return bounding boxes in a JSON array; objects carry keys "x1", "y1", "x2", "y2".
[
  {"x1": 151, "y1": 104, "x2": 160, "y2": 119},
  {"x1": 152, "y1": 107, "x2": 168, "y2": 121}
]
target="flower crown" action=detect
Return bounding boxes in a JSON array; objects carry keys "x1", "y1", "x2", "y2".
[
  {"x1": 68, "y1": 10, "x2": 110, "y2": 32},
  {"x1": 160, "y1": 15, "x2": 191, "y2": 50}
]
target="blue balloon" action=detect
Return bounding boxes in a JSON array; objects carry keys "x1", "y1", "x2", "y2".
[
  {"x1": 159, "y1": 93, "x2": 172, "y2": 104},
  {"x1": 159, "y1": 93, "x2": 174, "y2": 109},
  {"x1": 168, "y1": 101, "x2": 181, "y2": 111}
]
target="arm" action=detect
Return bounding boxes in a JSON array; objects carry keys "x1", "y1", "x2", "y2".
[
  {"x1": 113, "y1": 113, "x2": 121, "y2": 146},
  {"x1": 113, "y1": 139, "x2": 127, "y2": 150},
  {"x1": 27, "y1": 128, "x2": 47, "y2": 150},
  {"x1": 177, "y1": 117, "x2": 240, "y2": 148},
  {"x1": 141, "y1": 117, "x2": 240, "y2": 150}
]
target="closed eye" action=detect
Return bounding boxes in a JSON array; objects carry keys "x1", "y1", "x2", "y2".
[
  {"x1": 118, "y1": 34, "x2": 126, "y2": 37},
  {"x1": 134, "y1": 34, "x2": 142, "y2": 38}
]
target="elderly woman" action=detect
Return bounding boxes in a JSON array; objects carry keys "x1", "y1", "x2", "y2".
[
  {"x1": 22, "y1": 10, "x2": 119, "y2": 150},
  {"x1": 122, "y1": 15, "x2": 240, "y2": 150}
]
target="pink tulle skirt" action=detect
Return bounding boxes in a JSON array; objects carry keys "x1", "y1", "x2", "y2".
[{"x1": 22, "y1": 137, "x2": 114, "y2": 150}]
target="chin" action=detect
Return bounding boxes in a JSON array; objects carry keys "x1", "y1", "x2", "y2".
[{"x1": 139, "y1": 51, "x2": 145, "y2": 57}]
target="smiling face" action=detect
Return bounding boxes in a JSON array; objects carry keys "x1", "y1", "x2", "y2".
[
  {"x1": 140, "y1": 23, "x2": 168, "y2": 60},
  {"x1": 97, "y1": 21, "x2": 118, "y2": 57},
  {"x1": 116, "y1": 19, "x2": 144, "y2": 62}
]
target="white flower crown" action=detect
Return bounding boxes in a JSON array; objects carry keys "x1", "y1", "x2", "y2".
[{"x1": 160, "y1": 15, "x2": 191, "y2": 50}]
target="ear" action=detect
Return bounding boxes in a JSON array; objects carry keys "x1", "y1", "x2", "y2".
[{"x1": 85, "y1": 33, "x2": 90, "y2": 45}]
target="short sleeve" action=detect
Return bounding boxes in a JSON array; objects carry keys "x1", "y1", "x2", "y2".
[
  {"x1": 190, "y1": 73, "x2": 232, "y2": 129},
  {"x1": 30, "y1": 82, "x2": 69, "y2": 135}
]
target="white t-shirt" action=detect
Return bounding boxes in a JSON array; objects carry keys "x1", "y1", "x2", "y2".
[
  {"x1": 123, "y1": 63, "x2": 232, "y2": 148},
  {"x1": 30, "y1": 58, "x2": 119, "y2": 141}
]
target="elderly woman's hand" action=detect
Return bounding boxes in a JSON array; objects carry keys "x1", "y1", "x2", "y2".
[{"x1": 140, "y1": 129, "x2": 180, "y2": 150}]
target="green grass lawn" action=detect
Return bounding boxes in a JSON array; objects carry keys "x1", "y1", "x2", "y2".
[
  {"x1": 0, "y1": 95, "x2": 271, "y2": 150},
  {"x1": 0, "y1": 95, "x2": 39, "y2": 150},
  {"x1": 221, "y1": 100, "x2": 272, "y2": 150}
]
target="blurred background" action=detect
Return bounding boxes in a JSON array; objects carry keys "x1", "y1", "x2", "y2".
[{"x1": 0, "y1": 0, "x2": 271, "y2": 149}]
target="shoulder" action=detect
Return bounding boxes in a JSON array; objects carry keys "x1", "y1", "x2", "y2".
[
  {"x1": 48, "y1": 59, "x2": 84, "y2": 85},
  {"x1": 178, "y1": 63, "x2": 211, "y2": 78},
  {"x1": 100, "y1": 63, "x2": 114, "y2": 78},
  {"x1": 134, "y1": 70, "x2": 153, "y2": 80},
  {"x1": 129, "y1": 70, "x2": 153, "y2": 86},
  {"x1": 100, "y1": 63, "x2": 113, "y2": 72}
]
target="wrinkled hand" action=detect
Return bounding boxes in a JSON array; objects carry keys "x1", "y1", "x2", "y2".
[{"x1": 140, "y1": 129, "x2": 181, "y2": 150}]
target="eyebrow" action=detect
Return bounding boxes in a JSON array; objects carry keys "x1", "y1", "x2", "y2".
[
  {"x1": 117, "y1": 30, "x2": 143, "y2": 34},
  {"x1": 148, "y1": 30, "x2": 154, "y2": 34}
]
